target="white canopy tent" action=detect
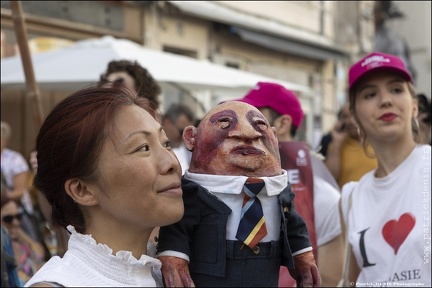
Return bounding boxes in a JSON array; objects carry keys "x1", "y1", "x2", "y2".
[
  {"x1": 1, "y1": 35, "x2": 313, "y2": 103},
  {"x1": 1, "y1": 35, "x2": 315, "y2": 143}
]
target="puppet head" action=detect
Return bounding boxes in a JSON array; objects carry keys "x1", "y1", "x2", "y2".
[{"x1": 183, "y1": 101, "x2": 281, "y2": 177}]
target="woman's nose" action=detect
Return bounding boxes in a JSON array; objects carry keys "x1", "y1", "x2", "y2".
[
  {"x1": 379, "y1": 91, "x2": 393, "y2": 107},
  {"x1": 159, "y1": 148, "x2": 181, "y2": 175}
]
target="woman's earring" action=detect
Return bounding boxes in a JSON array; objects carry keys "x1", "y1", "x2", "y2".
[
  {"x1": 356, "y1": 126, "x2": 364, "y2": 145},
  {"x1": 414, "y1": 117, "x2": 420, "y2": 132}
]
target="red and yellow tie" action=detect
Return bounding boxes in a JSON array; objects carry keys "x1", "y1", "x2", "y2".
[{"x1": 235, "y1": 178, "x2": 268, "y2": 248}]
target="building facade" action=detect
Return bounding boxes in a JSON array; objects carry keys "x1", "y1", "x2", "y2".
[
  {"x1": 386, "y1": 1, "x2": 431, "y2": 97},
  {"x1": 1, "y1": 1, "x2": 377, "y2": 155}
]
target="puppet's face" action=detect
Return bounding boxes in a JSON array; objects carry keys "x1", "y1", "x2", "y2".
[{"x1": 185, "y1": 101, "x2": 281, "y2": 177}]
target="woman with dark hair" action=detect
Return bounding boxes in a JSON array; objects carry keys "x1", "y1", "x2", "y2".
[
  {"x1": 30, "y1": 60, "x2": 164, "y2": 256},
  {"x1": 24, "y1": 86, "x2": 184, "y2": 287},
  {"x1": 340, "y1": 52, "x2": 431, "y2": 286}
]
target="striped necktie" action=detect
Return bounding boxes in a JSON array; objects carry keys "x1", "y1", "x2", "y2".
[{"x1": 236, "y1": 178, "x2": 267, "y2": 248}]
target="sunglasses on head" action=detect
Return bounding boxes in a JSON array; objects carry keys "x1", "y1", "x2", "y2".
[{"x1": 2, "y1": 213, "x2": 23, "y2": 224}]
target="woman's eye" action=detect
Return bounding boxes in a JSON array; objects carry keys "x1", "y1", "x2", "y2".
[
  {"x1": 163, "y1": 140, "x2": 172, "y2": 149},
  {"x1": 218, "y1": 117, "x2": 232, "y2": 129},
  {"x1": 136, "y1": 144, "x2": 149, "y2": 152},
  {"x1": 390, "y1": 87, "x2": 403, "y2": 94},
  {"x1": 363, "y1": 92, "x2": 375, "y2": 99}
]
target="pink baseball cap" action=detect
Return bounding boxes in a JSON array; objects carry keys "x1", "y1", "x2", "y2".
[
  {"x1": 349, "y1": 52, "x2": 412, "y2": 91},
  {"x1": 234, "y1": 82, "x2": 304, "y2": 128}
]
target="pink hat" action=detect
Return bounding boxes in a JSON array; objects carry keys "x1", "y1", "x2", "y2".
[
  {"x1": 235, "y1": 82, "x2": 304, "y2": 128},
  {"x1": 349, "y1": 52, "x2": 412, "y2": 91}
]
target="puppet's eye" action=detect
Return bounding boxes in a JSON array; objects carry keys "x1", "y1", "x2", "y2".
[
  {"x1": 218, "y1": 117, "x2": 232, "y2": 129},
  {"x1": 254, "y1": 118, "x2": 268, "y2": 130}
]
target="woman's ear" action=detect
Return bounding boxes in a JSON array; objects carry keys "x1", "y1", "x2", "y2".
[
  {"x1": 65, "y1": 178, "x2": 98, "y2": 206},
  {"x1": 183, "y1": 126, "x2": 197, "y2": 151}
]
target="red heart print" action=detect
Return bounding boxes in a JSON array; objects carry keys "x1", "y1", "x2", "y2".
[{"x1": 382, "y1": 213, "x2": 415, "y2": 254}]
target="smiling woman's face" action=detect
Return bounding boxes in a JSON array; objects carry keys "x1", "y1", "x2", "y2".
[
  {"x1": 88, "y1": 105, "x2": 184, "y2": 230},
  {"x1": 188, "y1": 101, "x2": 281, "y2": 177}
]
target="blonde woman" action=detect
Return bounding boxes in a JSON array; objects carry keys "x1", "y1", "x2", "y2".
[{"x1": 341, "y1": 52, "x2": 431, "y2": 286}]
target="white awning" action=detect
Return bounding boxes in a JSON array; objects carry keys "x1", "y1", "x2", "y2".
[{"x1": 1, "y1": 35, "x2": 313, "y2": 93}]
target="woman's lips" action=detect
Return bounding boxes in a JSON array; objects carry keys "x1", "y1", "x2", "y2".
[
  {"x1": 379, "y1": 113, "x2": 397, "y2": 122},
  {"x1": 158, "y1": 183, "x2": 182, "y2": 196}
]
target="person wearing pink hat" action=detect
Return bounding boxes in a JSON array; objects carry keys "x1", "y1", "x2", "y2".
[
  {"x1": 235, "y1": 82, "x2": 344, "y2": 286},
  {"x1": 340, "y1": 52, "x2": 431, "y2": 286}
]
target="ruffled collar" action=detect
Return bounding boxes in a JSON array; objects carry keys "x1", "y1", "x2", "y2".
[{"x1": 66, "y1": 225, "x2": 162, "y2": 286}]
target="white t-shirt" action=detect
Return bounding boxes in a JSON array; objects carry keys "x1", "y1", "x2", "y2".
[
  {"x1": 313, "y1": 176, "x2": 341, "y2": 246},
  {"x1": 1, "y1": 148, "x2": 33, "y2": 213},
  {"x1": 341, "y1": 145, "x2": 431, "y2": 287}
]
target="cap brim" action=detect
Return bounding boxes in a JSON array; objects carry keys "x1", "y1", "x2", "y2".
[{"x1": 350, "y1": 66, "x2": 412, "y2": 92}]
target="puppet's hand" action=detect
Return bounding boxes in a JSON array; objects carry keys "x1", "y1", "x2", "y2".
[
  {"x1": 288, "y1": 251, "x2": 320, "y2": 287},
  {"x1": 159, "y1": 256, "x2": 195, "y2": 287}
]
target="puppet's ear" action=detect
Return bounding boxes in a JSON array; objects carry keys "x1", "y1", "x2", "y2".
[{"x1": 183, "y1": 126, "x2": 197, "y2": 151}]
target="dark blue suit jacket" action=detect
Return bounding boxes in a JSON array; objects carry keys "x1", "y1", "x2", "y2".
[{"x1": 157, "y1": 177, "x2": 311, "y2": 285}]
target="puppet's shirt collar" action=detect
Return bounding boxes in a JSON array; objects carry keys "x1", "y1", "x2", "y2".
[{"x1": 184, "y1": 170, "x2": 288, "y2": 196}]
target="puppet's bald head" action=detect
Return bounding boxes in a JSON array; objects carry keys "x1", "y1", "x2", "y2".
[{"x1": 183, "y1": 101, "x2": 281, "y2": 177}]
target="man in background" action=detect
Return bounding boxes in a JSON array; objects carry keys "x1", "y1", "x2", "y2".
[
  {"x1": 99, "y1": 60, "x2": 162, "y2": 119},
  {"x1": 162, "y1": 104, "x2": 196, "y2": 175}
]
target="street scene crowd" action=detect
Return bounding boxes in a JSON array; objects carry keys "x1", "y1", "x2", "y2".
[{"x1": 1, "y1": 1, "x2": 431, "y2": 288}]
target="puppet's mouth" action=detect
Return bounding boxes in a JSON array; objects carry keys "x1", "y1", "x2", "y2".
[{"x1": 231, "y1": 146, "x2": 264, "y2": 156}]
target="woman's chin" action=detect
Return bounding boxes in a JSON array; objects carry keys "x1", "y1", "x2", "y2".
[{"x1": 161, "y1": 206, "x2": 185, "y2": 226}]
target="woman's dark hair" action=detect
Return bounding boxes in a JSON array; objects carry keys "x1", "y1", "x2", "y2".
[
  {"x1": 99, "y1": 60, "x2": 161, "y2": 112},
  {"x1": 33, "y1": 86, "x2": 150, "y2": 233}
]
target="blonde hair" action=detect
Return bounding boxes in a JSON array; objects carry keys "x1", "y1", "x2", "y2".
[{"x1": 1, "y1": 121, "x2": 11, "y2": 139}]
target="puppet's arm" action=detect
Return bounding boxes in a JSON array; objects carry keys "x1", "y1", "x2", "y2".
[
  {"x1": 159, "y1": 256, "x2": 195, "y2": 287},
  {"x1": 279, "y1": 184, "x2": 321, "y2": 287},
  {"x1": 289, "y1": 251, "x2": 320, "y2": 287}
]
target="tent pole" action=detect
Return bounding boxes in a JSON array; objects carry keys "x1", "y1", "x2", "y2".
[{"x1": 11, "y1": 0, "x2": 44, "y2": 129}]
